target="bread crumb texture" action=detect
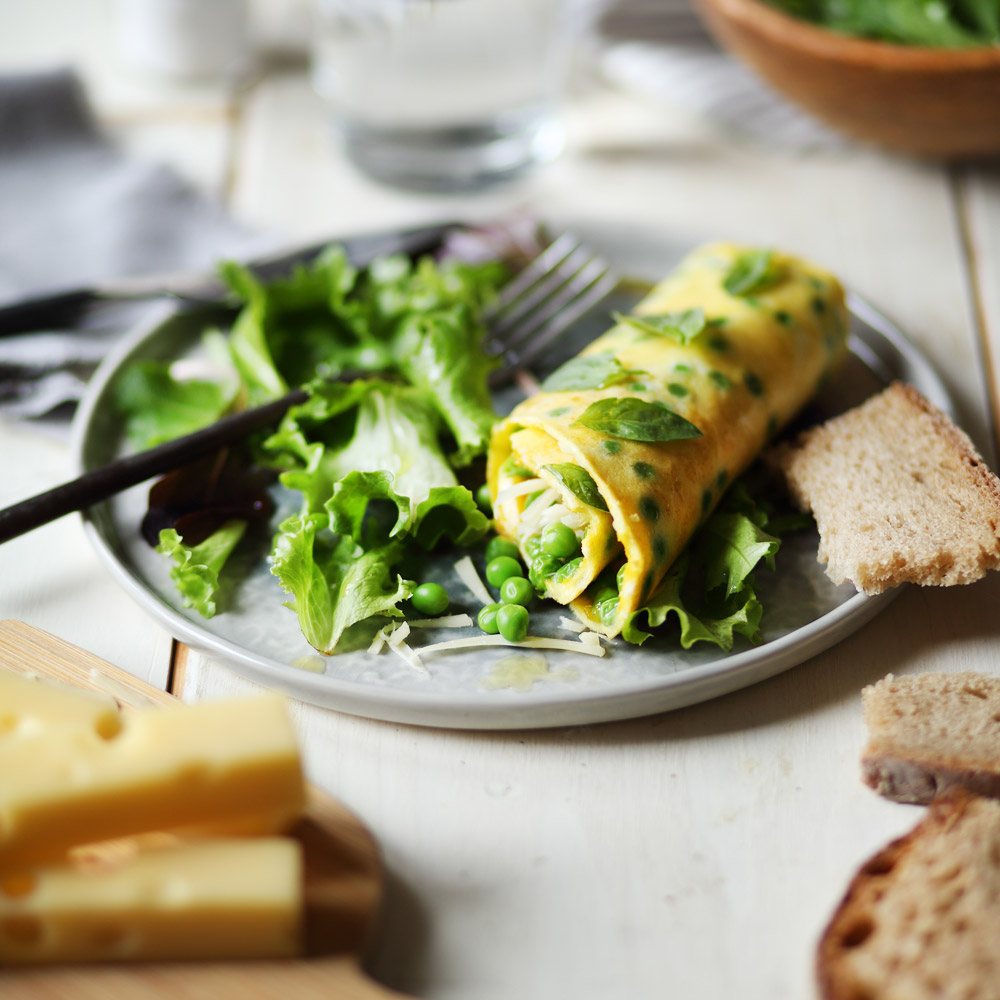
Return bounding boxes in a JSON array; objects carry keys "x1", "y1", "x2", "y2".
[
  {"x1": 817, "y1": 792, "x2": 1000, "y2": 1000},
  {"x1": 773, "y1": 382, "x2": 1000, "y2": 594},
  {"x1": 861, "y1": 672, "x2": 1000, "y2": 804}
]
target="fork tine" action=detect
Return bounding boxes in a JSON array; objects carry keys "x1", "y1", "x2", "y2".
[
  {"x1": 487, "y1": 244, "x2": 596, "y2": 340},
  {"x1": 499, "y1": 255, "x2": 612, "y2": 352},
  {"x1": 489, "y1": 264, "x2": 618, "y2": 386},
  {"x1": 483, "y1": 234, "x2": 580, "y2": 323}
]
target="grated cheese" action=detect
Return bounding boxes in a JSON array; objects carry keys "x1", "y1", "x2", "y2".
[
  {"x1": 408, "y1": 614, "x2": 474, "y2": 628},
  {"x1": 579, "y1": 631, "x2": 604, "y2": 646},
  {"x1": 558, "y1": 616, "x2": 587, "y2": 633},
  {"x1": 454, "y1": 556, "x2": 494, "y2": 605},
  {"x1": 517, "y1": 488, "x2": 558, "y2": 538},
  {"x1": 495, "y1": 477, "x2": 547, "y2": 507},
  {"x1": 418, "y1": 634, "x2": 605, "y2": 658}
]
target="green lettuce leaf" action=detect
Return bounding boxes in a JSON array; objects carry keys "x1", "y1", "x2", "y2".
[
  {"x1": 270, "y1": 513, "x2": 411, "y2": 654},
  {"x1": 113, "y1": 360, "x2": 235, "y2": 450},
  {"x1": 156, "y1": 519, "x2": 247, "y2": 618},
  {"x1": 327, "y1": 471, "x2": 488, "y2": 550},
  {"x1": 622, "y1": 553, "x2": 763, "y2": 649},
  {"x1": 622, "y1": 477, "x2": 785, "y2": 649},
  {"x1": 395, "y1": 304, "x2": 497, "y2": 465}
]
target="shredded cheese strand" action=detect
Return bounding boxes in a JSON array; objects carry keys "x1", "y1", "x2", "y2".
[
  {"x1": 558, "y1": 616, "x2": 587, "y2": 634},
  {"x1": 454, "y1": 556, "x2": 494, "y2": 605},
  {"x1": 495, "y1": 477, "x2": 547, "y2": 507},
  {"x1": 418, "y1": 634, "x2": 605, "y2": 658},
  {"x1": 408, "y1": 614, "x2": 474, "y2": 628}
]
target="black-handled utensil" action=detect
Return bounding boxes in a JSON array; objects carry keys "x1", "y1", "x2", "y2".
[{"x1": 0, "y1": 221, "x2": 457, "y2": 337}]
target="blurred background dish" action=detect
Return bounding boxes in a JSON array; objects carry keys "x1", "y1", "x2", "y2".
[{"x1": 692, "y1": 0, "x2": 1000, "y2": 157}]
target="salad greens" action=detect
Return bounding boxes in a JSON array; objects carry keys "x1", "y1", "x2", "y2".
[
  {"x1": 115, "y1": 246, "x2": 505, "y2": 645},
  {"x1": 115, "y1": 237, "x2": 812, "y2": 660},
  {"x1": 764, "y1": 0, "x2": 1000, "y2": 47},
  {"x1": 623, "y1": 481, "x2": 800, "y2": 650}
]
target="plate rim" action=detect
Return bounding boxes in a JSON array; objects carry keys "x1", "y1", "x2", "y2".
[{"x1": 71, "y1": 229, "x2": 945, "y2": 729}]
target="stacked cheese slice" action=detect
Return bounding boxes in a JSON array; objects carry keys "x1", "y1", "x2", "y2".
[{"x1": 0, "y1": 669, "x2": 307, "y2": 964}]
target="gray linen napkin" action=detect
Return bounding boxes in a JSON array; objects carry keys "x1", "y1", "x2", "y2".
[{"x1": 0, "y1": 69, "x2": 266, "y2": 418}]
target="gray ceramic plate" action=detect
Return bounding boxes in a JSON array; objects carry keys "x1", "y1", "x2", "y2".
[{"x1": 73, "y1": 222, "x2": 952, "y2": 729}]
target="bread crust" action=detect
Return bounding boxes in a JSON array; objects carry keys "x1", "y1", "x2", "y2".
[
  {"x1": 817, "y1": 791, "x2": 1000, "y2": 1000},
  {"x1": 860, "y1": 671, "x2": 1000, "y2": 806}
]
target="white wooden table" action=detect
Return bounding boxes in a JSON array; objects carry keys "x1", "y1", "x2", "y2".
[{"x1": 3, "y1": 3, "x2": 1000, "y2": 997}]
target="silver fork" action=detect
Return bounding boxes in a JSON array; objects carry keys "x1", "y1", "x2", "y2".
[
  {"x1": 487, "y1": 233, "x2": 618, "y2": 381},
  {"x1": 0, "y1": 234, "x2": 618, "y2": 543}
]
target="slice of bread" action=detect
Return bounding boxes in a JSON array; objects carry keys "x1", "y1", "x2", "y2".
[
  {"x1": 772, "y1": 382, "x2": 1000, "y2": 595},
  {"x1": 861, "y1": 672, "x2": 1000, "y2": 805},
  {"x1": 817, "y1": 791, "x2": 1000, "y2": 1000}
]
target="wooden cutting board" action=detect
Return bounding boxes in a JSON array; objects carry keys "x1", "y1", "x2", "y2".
[{"x1": 0, "y1": 620, "x2": 408, "y2": 999}]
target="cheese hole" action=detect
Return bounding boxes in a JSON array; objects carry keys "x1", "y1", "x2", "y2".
[
  {"x1": 2, "y1": 916, "x2": 43, "y2": 946},
  {"x1": 93, "y1": 712, "x2": 123, "y2": 741},
  {"x1": 0, "y1": 874, "x2": 36, "y2": 899}
]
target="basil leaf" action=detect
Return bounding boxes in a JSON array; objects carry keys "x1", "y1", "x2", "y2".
[
  {"x1": 574, "y1": 397, "x2": 702, "y2": 443},
  {"x1": 613, "y1": 308, "x2": 706, "y2": 345},
  {"x1": 543, "y1": 463, "x2": 609, "y2": 512},
  {"x1": 723, "y1": 249, "x2": 778, "y2": 297},
  {"x1": 541, "y1": 352, "x2": 647, "y2": 392}
]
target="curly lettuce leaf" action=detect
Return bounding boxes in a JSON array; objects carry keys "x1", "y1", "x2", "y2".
[
  {"x1": 327, "y1": 470, "x2": 489, "y2": 550},
  {"x1": 622, "y1": 481, "x2": 782, "y2": 649},
  {"x1": 269, "y1": 380, "x2": 489, "y2": 549},
  {"x1": 270, "y1": 512, "x2": 411, "y2": 654},
  {"x1": 113, "y1": 360, "x2": 235, "y2": 450},
  {"x1": 622, "y1": 553, "x2": 763, "y2": 649},
  {"x1": 221, "y1": 247, "x2": 505, "y2": 452},
  {"x1": 156, "y1": 519, "x2": 247, "y2": 618},
  {"x1": 394, "y1": 304, "x2": 497, "y2": 465}
]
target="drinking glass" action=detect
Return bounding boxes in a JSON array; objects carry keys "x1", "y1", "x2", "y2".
[{"x1": 312, "y1": 0, "x2": 598, "y2": 191}]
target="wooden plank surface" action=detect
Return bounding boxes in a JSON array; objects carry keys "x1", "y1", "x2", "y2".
[{"x1": 0, "y1": 621, "x2": 404, "y2": 1000}]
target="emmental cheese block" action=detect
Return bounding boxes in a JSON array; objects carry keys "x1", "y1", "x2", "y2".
[
  {"x1": 0, "y1": 838, "x2": 303, "y2": 963},
  {"x1": 0, "y1": 670, "x2": 121, "y2": 746},
  {"x1": 0, "y1": 694, "x2": 306, "y2": 869}
]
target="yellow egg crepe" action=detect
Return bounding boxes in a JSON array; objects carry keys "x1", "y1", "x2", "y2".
[{"x1": 486, "y1": 243, "x2": 849, "y2": 637}]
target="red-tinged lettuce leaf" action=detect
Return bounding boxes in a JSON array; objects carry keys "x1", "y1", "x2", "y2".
[
  {"x1": 156, "y1": 519, "x2": 247, "y2": 618},
  {"x1": 141, "y1": 451, "x2": 274, "y2": 547},
  {"x1": 269, "y1": 512, "x2": 411, "y2": 654}
]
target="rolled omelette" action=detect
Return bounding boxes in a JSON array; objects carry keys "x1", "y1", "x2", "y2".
[{"x1": 485, "y1": 242, "x2": 849, "y2": 637}]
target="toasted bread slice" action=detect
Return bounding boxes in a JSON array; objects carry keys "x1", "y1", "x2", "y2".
[
  {"x1": 861, "y1": 672, "x2": 1000, "y2": 805},
  {"x1": 817, "y1": 791, "x2": 1000, "y2": 1000},
  {"x1": 772, "y1": 382, "x2": 1000, "y2": 595}
]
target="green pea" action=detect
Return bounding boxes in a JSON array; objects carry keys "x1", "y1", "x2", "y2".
[
  {"x1": 554, "y1": 557, "x2": 583, "y2": 583},
  {"x1": 411, "y1": 582, "x2": 449, "y2": 617},
  {"x1": 593, "y1": 585, "x2": 618, "y2": 607},
  {"x1": 497, "y1": 603, "x2": 530, "y2": 642},
  {"x1": 478, "y1": 603, "x2": 502, "y2": 634},
  {"x1": 500, "y1": 576, "x2": 534, "y2": 607},
  {"x1": 476, "y1": 483, "x2": 492, "y2": 511},
  {"x1": 540, "y1": 522, "x2": 579, "y2": 559},
  {"x1": 486, "y1": 556, "x2": 522, "y2": 588},
  {"x1": 486, "y1": 536, "x2": 520, "y2": 563}
]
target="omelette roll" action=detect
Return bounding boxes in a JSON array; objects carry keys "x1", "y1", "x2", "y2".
[{"x1": 486, "y1": 242, "x2": 849, "y2": 637}]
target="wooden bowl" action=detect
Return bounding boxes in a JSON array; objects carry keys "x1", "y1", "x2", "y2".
[{"x1": 692, "y1": 0, "x2": 1000, "y2": 158}]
